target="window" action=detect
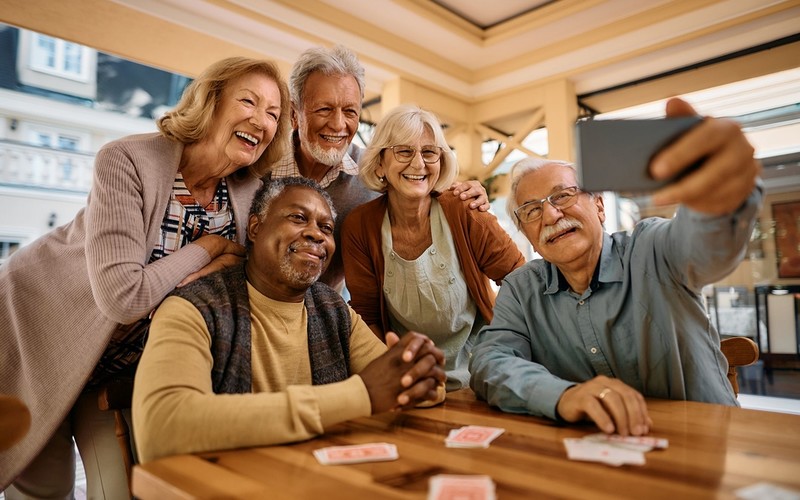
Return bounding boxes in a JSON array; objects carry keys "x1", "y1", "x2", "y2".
[
  {"x1": 27, "y1": 127, "x2": 83, "y2": 151},
  {"x1": 29, "y1": 33, "x2": 90, "y2": 81},
  {"x1": 26, "y1": 125, "x2": 86, "y2": 183},
  {"x1": 0, "y1": 239, "x2": 21, "y2": 264}
]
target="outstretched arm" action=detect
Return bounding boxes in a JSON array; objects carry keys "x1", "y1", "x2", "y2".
[
  {"x1": 647, "y1": 98, "x2": 763, "y2": 289},
  {"x1": 651, "y1": 97, "x2": 760, "y2": 215}
]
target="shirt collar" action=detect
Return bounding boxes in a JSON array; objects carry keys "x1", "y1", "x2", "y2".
[{"x1": 543, "y1": 232, "x2": 619, "y2": 294}]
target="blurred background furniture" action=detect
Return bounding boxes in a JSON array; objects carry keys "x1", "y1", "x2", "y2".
[{"x1": 720, "y1": 336, "x2": 760, "y2": 395}]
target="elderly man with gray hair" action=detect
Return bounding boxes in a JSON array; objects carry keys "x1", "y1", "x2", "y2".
[
  {"x1": 269, "y1": 45, "x2": 490, "y2": 290},
  {"x1": 469, "y1": 98, "x2": 762, "y2": 437}
]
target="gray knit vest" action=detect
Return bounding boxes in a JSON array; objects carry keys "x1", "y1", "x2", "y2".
[{"x1": 170, "y1": 263, "x2": 351, "y2": 394}]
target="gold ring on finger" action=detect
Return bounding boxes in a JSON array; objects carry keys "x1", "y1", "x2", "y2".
[{"x1": 598, "y1": 388, "x2": 612, "y2": 400}]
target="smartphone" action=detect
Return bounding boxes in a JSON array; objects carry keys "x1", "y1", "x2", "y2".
[{"x1": 575, "y1": 116, "x2": 703, "y2": 194}]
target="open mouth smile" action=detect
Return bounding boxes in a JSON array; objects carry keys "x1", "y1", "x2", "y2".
[
  {"x1": 235, "y1": 131, "x2": 260, "y2": 147},
  {"x1": 320, "y1": 134, "x2": 347, "y2": 145}
]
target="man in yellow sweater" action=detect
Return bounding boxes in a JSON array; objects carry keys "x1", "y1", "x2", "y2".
[{"x1": 133, "y1": 177, "x2": 445, "y2": 462}]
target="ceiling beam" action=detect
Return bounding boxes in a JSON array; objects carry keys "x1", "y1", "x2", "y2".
[{"x1": 581, "y1": 40, "x2": 800, "y2": 113}]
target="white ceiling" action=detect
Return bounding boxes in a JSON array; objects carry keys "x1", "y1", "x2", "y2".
[{"x1": 112, "y1": 0, "x2": 800, "y2": 104}]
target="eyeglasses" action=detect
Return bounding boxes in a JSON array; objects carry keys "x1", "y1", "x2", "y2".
[
  {"x1": 387, "y1": 145, "x2": 442, "y2": 164},
  {"x1": 514, "y1": 186, "x2": 582, "y2": 223}
]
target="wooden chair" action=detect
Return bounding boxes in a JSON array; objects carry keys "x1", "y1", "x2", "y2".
[
  {"x1": 720, "y1": 336, "x2": 760, "y2": 395},
  {"x1": 0, "y1": 394, "x2": 31, "y2": 451},
  {"x1": 97, "y1": 378, "x2": 135, "y2": 494}
]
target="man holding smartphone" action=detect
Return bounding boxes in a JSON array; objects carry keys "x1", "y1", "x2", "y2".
[{"x1": 469, "y1": 98, "x2": 761, "y2": 437}]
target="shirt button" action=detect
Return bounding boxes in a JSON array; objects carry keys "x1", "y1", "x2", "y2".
[
  {"x1": 387, "y1": 271, "x2": 393, "y2": 277},
  {"x1": 430, "y1": 248, "x2": 437, "y2": 255},
  {"x1": 579, "y1": 300, "x2": 585, "y2": 305},
  {"x1": 590, "y1": 347, "x2": 598, "y2": 354},
  {"x1": 449, "y1": 277, "x2": 455, "y2": 284},
  {"x1": 383, "y1": 287, "x2": 390, "y2": 294},
  {"x1": 439, "y1": 263, "x2": 446, "y2": 269}
]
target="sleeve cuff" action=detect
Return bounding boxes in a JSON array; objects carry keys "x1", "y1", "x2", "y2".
[
  {"x1": 313, "y1": 375, "x2": 373, "y2": 429},
  {"x1": 538, "y1": 379, "x2": 578, "y2": 421}
]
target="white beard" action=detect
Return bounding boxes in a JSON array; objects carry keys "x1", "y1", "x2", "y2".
[
  {"x1": 297, "y1": 120, "x2": 348, "y2": 167},
  {"x1": 306, "y1": 140, "x2": 346, "y2": 167}
]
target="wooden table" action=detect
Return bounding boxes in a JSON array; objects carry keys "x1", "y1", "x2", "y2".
[{"x1": 132, "y1": 389, "x2": 800, "y2": 499}]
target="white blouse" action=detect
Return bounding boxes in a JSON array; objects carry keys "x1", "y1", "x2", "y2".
[{"x1": 381, "y1": 199, "x2": 485, "y2": 391}]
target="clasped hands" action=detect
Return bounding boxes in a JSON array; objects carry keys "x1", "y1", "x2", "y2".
[{"x1": 359, "y1": 331, "x2": 446, "y2": 414}]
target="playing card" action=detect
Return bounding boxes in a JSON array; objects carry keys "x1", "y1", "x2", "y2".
[
  {"x1": 563, "y1": 438, "x2": 646, "y2": 466},
  {"x1": 428, "y1": 474, "x2": 496, "y2": 500},
  {"x1": 445, "y1": 426, "x2": 505, "y2": 448},
  {"x1": 735, "y1": 482, "x2": 800, "y2": 500},
  {"x1": 313, "y1": 442, "x2": 398, "y2": 465},
  {"x1": 583, "y1": 433, "x2": 669, "y2": 452}
]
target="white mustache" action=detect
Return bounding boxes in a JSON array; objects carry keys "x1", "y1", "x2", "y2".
[{"x1": 539, "y1": 217, "x2": 583, "y2": 245}]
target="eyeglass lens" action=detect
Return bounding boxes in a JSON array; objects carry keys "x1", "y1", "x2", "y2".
[
  {"x1": 391, "y1": 145, "x2": 441, "y2": 163},
  {"x1": 516, "y1": 187, "x2": 579, "y2": 222}
]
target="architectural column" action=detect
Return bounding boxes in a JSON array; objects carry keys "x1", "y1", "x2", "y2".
[
  {"x1": 446, "y1": 122, "x2": 484, "y2": 181},
  {"x1": 543, "y1": 78, "x2": 578, "y2": 162}
]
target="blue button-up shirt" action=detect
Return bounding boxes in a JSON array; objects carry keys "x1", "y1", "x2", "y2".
[{"x1": 470, "y1": 186, "x2": 762, "y2": 420}]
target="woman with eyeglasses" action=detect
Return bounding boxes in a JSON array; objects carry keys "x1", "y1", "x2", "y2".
[{"x1": 341, "y1": 104, "x2": 525, "y2": 392}]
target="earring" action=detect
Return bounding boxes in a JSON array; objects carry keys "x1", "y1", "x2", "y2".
[{"x1": 378, "y1": 175, "x2": 385, "y2": 183}]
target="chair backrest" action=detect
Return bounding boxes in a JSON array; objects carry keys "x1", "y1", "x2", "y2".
[
  {"x1": 720, "y1": 336, "x2": 759, "y2": 395},
  {"x1": 97, "y1": 378, "x2": 135, "y2": 495},
  {"x1": 0, "y1": 394, "x2": 31, "y2": 451}
]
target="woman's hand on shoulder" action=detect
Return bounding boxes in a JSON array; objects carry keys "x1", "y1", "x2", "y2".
[
  {"x1": 192, "y1": 234, "x2": 246, "y2": 259},
  {"x1": 177, "y1": 235, "x2": 246, "y2": 287},
  {"x1": 449, "y1": 180, "x2": 490, "y2": 212}
]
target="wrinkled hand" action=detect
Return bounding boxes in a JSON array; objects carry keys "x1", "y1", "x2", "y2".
[
  {"x1": 650, "y1": 97, "x2": 761, "y2": 215},
  {"x1": 178, "y1": 235, "x2": 246, "y2": 287},
  {"x1": 556, "y1": 375, "x2": 652, "y2": 436},
  {"x1": 360, "y1": 331, "x2": 445, "y2": 413},
  {"x1": 450, "y1": 180, "x2": 490, "y2": 212}
]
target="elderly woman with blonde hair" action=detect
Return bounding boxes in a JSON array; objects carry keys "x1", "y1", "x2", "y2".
[
  {"x1": 1, "y1": 56, "x2": 291, "y2": 498},
  {"x1": 342, "y1": 104, "x2": 525, "y2": 392}
]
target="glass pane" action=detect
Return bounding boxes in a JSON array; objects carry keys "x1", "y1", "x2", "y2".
[
  {"x1": 32, "y1": 34, "x2": 56, "y2": 69},
  {"x1": 62, "y1": 42, "x2": 83, "y2": 74},
  {"x1": 58, "y1": 136, "x2": 79, "y2": 151}
]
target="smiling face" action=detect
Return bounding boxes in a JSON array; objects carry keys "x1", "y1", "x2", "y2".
[
  {"x1": 246, "y1": 186, "x2": 335, "y2": 302},
  {"x1": 203, "y1": 72, "x2": 282, "y2": 175},
  {"x1": 293, "y1": 72, "x2": 361, "y2": 168},
  {"x1": 515, "y1": 164, "x2": 605, "y2": 270},
  {"x1": 377, "y1": 128, "x2": 441, "y2": 202}
]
